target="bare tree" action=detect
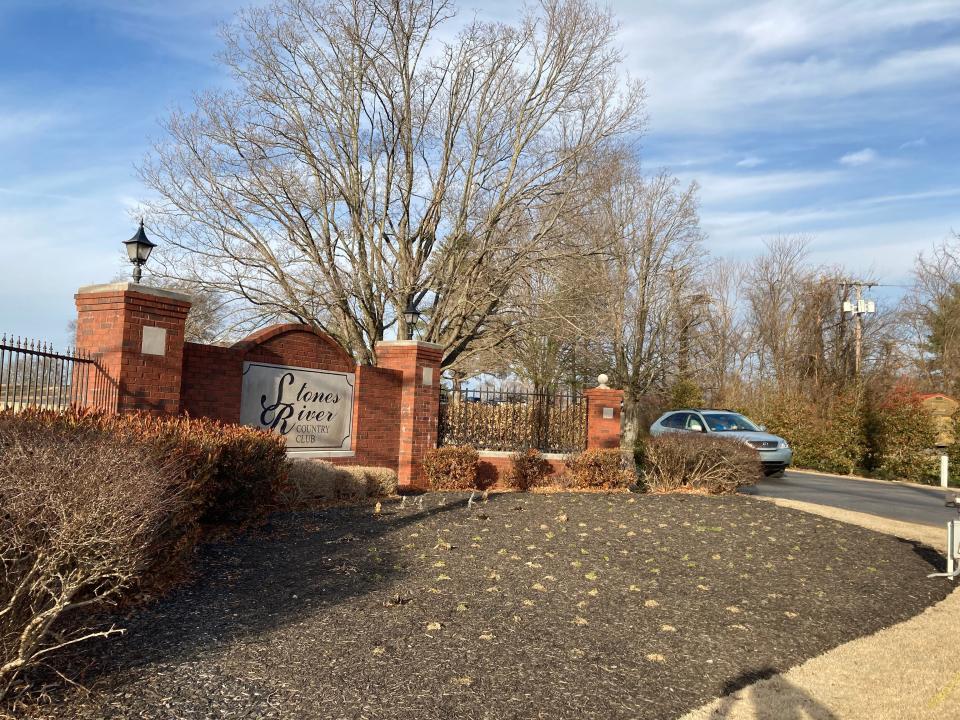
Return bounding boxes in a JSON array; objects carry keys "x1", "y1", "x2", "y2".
[
  {"x1": 694, "y1": 258, "x2": 749, "y2": 404},
  {"x1": 141, "y1": 0, "x2": 644, "y2": 366},
  {"x1": 738, "y1": 236, "x2": 900, "y2": 404},
  {"x1": 903, "y1": 233, "x2": 960, "y2": 394},
  {"x1": 582, "y1": 159, "x2": 704, "y2": 464}
]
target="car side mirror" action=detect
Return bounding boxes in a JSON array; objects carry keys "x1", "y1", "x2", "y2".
[{"x1": 758, "y1": 424, "x2": 766, "y2": 432}]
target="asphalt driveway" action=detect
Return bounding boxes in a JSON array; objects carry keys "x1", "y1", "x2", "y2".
[{"x1": 742, "y1": 470, "x2": 958, "y2": 527}]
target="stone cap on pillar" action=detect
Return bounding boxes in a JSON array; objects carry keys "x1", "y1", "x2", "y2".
[
  {"x1": 584, "y1": 374, "x2": 622, "y2": 400},
  {"x1": 375, "y1": 339, "x2": 444, "y2": 351},
  {"x1": 76, "y1": 282, "x2": 193, "y2": 305}
]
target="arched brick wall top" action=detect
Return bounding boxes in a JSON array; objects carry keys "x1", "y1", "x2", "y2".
[{"x1": 232, "y1": 323, "x2": 356, "y2": 373}]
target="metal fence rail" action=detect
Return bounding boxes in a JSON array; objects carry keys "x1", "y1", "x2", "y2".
[
  {"x1": 0, "y1": 334, "x2": 114, "y2": 413},
  {"x1": 439, "y1": 387, "x2": 586, "y2": 454}
]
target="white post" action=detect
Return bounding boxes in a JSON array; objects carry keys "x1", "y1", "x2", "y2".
[
  {"x1": 942, "y1": 454, "x2": 950, "y2": 489},
  {"x1": 948, "y1": 521, "x2": 956, "y2": 579}
]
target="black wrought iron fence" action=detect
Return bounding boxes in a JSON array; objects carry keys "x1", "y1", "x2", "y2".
[
  {"x1": 0, "y1": 334, "x2": 115, "y2": 413},
  {"x1": 439, "y1": 387, "x2": 586, "y2": 453}
]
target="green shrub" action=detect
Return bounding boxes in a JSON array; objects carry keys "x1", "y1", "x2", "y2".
[
  {"x1": 633, "y1": 438, "x2": 647, "y2": 470},
  {"x1": 423, "y1": 445, "x2": 481, "y2": 490},
  {"x1": 564, "y1": 448, "x2": 633, "y2": 489},
  {"x1": 748, "y1": 391, "x2": 865, "y2": 475},
  {"x1": 866, "y1": 388, "x2": 938, "y2": 482},
  {"x1": 641, "y1": 433, "x2": 761, "y2": 494},
  {"x1": 669, "y1": 378, "x2": 704, "y2": 410},
  {"x1": 509, "y1": 448, "x2": 550, "y2": 491}
]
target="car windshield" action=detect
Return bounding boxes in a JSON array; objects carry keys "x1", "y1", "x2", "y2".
[{"x1": 703, "y1": 413, "x2": 760, "y2": 432}]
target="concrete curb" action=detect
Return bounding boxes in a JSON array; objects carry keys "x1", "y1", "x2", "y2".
[{"x1": 790, "y1": 467, "x2": 957, "y2": 494}]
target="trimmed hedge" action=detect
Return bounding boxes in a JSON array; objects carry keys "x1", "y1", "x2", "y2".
[
  {"x1": 284, "y1": 460, "x2": 398, "y2": 504},
  {"x1": 564, "y1": 449, "x2": 634, "y2": 490},
  {"x1": 423, "y1": 445, "x2": 481, "y2": 490},
  {"x1": 0, "y1": 409, "x2": 287, "y2": 597},
  {"x1": 509, "y1": 448, "x2": 550, "y2": 491}
]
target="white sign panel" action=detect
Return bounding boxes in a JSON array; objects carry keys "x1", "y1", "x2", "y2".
[{"x1": 240, "y1": 361, "x2": 355, "y2": 451}]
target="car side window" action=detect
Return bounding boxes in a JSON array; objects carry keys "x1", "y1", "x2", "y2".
[
  {"x1": 662, "y1": 412, "x2": 689, "y2": 429},
  {"x1": 686, "y1": 414, "x2": 705, "y2": 432}
]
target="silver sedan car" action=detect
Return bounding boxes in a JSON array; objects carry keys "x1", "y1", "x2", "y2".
[{"x1": 649, "y1": 409, "x2": 793, "y2": 476}]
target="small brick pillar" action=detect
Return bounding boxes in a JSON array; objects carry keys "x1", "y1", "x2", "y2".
[
  {"x1": 375, "y1": 340, "x2": 443, "y2": 489},
  {"x1": 584, "y1": 384, "x2": 624, "y2": 449},
  {"x1": 75, "y1": 282, "x2": 192, "y2": 414}
]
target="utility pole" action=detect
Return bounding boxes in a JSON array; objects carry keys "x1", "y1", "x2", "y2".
[{"x1": 841, "y1": 280, "x2": 876, "y2": 377}]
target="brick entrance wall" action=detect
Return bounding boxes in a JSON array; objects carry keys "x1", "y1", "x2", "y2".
[
  {"x1": 75, "y1": 284, "x2": 440, "y2": 488},
  {"x1": 178, "y1": 324, "x2": 408, "y2": 476},
  {"x1": 74, "y1": 282, "x2": 621, "y2": 491}
]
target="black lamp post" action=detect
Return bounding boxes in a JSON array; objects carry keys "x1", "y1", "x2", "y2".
[
  {"x1": 123, "y1": 220, "x2": 157, "y2": 284},
  {"x1": 403, "y1": 299, "x2": 420, "y2": 341}
]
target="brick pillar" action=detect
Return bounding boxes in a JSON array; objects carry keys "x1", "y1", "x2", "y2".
[
  {"x1": 584, "y1": 383, "x2": 624, "y2": 450},
  {"x1": 375, "y1": 340, "x2": 443, "y2": 489},
  {"x1": 75, "y1": 282, "x2": 192, "y2": 414}
]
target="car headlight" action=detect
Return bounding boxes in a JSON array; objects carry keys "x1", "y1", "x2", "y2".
[{"x1": 778, "y1": 440, "x2": 790, "y2": 449}]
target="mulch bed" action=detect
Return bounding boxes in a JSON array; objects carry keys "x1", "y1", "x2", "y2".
[{"x1": 34, "y1": 493, "x2": 951, "y2": 719}]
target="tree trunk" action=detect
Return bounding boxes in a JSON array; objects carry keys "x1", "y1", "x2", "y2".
[{"x1": 620, "y1": 388, "x2": 642, "y2": 474}]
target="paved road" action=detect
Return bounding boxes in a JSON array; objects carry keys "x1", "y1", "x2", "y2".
[{"x1": 741, "y1": 470, "x2": 959, "y2": 527}]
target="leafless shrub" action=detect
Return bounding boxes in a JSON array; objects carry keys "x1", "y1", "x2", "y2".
[
  {"x1": 642, "y1": 434, "x2": 761, "y2": 494},
  {"x1": 0, "y1": 422, "x2": 182, "y2": 701},
  {"x1": 564, "y1": 449, "x2": 634, "y2": 489}
]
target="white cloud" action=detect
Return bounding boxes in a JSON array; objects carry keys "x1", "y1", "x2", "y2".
[
  {"x1": 0, "y1": 110, "x2": 62, "y2": 144},
  {"x1": 613, "y1": 1, "x2": 960, "y2": 134},
  {"x1": 839, "y1": 148, "x2": 879, "y2": 167},
  {"x1": 692, "y1": 169, "x2": 845, "y2": 204},
  {"x1": 899, "y1": 138, "x2": 928, "y2": 150},
  {"x1": 736, "y1": 156, "x2": 766, "y2": 168}
]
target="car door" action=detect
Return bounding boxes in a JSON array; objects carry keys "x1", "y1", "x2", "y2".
[{"x1": 661, "y1": 412, "x2": 691, "y2": 433}]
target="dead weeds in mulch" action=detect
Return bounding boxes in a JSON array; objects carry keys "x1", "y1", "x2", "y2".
[{"x1": 28, "y1": 493, "x2": 952, "y2": 720}]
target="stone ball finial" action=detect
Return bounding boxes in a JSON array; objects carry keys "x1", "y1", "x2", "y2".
[{"x1": 597, "y1": 373, "x2": 609, "y2": 389}]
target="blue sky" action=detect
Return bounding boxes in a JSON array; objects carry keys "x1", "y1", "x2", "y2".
[{"x1": 1, "y1": 0, "x2": 959, "y2": 347}]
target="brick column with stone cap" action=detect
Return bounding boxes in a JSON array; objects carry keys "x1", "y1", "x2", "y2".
[
  {"x1": 75, "y1": 282, "x2": 192, "y2": 414},
  {"x1": 583, "y1": 374, "x2": 623, "y2": 449},
  {"x1": 375, "y1": 340, "x2": 443, "y2": 489}
]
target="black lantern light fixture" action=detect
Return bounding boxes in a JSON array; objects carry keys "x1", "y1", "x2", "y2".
[
  {"x1": 403, "y1": 299, "x2": 420, "y2": 340},
  {"x1": 123, "y1": 220, "x2": 157, "y2": 284}
]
